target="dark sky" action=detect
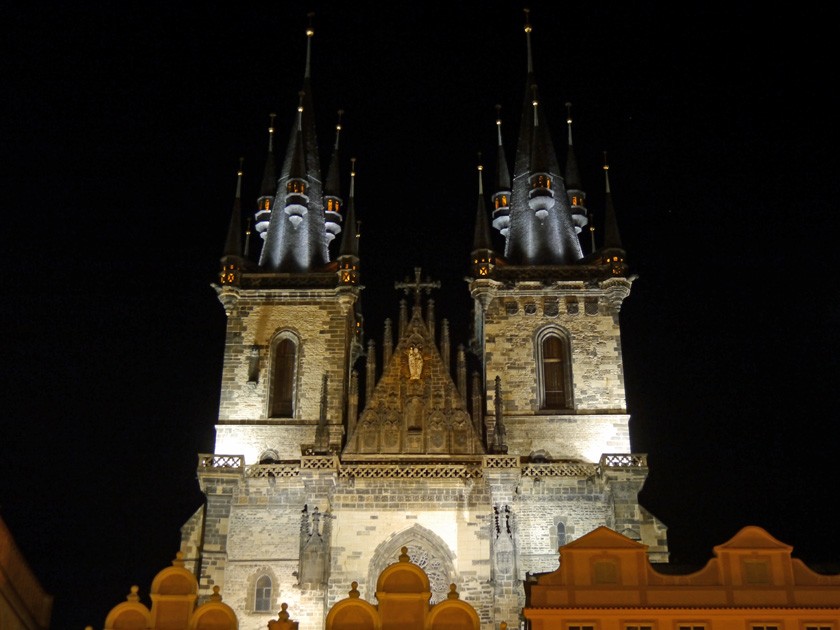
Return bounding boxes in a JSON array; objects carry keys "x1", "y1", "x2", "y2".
[{"x1": 2, "y1": 2, "x2": 838, "y2": 629}]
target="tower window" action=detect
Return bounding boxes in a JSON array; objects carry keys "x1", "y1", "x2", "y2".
[
  {"x1": 270, "y1": 337, "x2": 297, "y2": 418},
  {"x1": 536, "y1": 328, "x2": 572, "y2": 410},
  {"x1": 254, "y1": 575, "x2": 272, "y2": 612}
]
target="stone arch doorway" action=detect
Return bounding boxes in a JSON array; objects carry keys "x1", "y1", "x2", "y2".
[{"x1": 367, "y1": 524, "x2": 456, "y2": 604}]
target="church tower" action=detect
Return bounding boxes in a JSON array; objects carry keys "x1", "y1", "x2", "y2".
[{"x1": 182, "y1": 14, "x2": 666, "y2": 630}]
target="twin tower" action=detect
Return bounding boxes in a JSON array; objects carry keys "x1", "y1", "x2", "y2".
[{"x1": 188, "y1": 16, "x2": 667, "y2": 630}]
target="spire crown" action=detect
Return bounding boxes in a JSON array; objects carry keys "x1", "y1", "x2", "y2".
[
  {"x1": 304, "y1": 13, "x2": 314, "y2": 79},
  {"x1": 524, "y1": 8, "x2": 533, "y2": 74}
]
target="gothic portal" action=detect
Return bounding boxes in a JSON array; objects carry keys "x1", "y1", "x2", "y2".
[{"x1": 180, "y1": 17, "x2": 667, "y2": 630}]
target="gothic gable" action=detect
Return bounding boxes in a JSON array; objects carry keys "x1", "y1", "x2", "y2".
[{"x1": 344, "y1": 305, "x2": 483, "y2": 457}]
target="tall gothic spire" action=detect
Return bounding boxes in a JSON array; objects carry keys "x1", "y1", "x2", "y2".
[
  {"x1": 257, "y1": 18, "x2": 329, "y2": 272},
  {"x1": 503, "y1": 9, "x2": 583, "y2": 266}
]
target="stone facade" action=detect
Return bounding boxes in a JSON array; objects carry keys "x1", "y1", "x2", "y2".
[{"x1": 181, "y1": 19, "x2": 668, "y2": 630}]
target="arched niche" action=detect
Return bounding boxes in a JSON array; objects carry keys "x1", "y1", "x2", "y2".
[{"x1": 367, "y1": 524, "x2": 455, "y2": 604}]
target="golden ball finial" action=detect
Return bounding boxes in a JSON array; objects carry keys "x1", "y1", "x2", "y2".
[{"x1": 524, "y1": 8, "x2": 532, "y2": 33}]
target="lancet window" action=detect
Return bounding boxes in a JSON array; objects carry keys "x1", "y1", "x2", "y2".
[
  {"x1": 536, "y1": 327, "x2": 573, "y2": 411},
  {"x1": 270, "y1": 335, "x2": 298, "y2": 418}
]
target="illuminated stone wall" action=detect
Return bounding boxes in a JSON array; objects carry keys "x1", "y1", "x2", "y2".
[
  {"x1": 481, "y1": 283, "x2": 630, "y2": 461},
  {"x1": 216, "y1": 289, "x2": 356, "y2": 457}
]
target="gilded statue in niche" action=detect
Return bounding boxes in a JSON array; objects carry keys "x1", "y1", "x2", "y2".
[{"x1": 407, "y1": 344, "x2": 423, "y2": 379}]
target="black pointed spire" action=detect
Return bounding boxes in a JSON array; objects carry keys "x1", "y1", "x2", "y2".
[
  {"x1": 254, "y1": 114, "x2": 277, "y2": 245},
  {"x1": 259, "y1": 18, "x2": 327, "y2": 272},
  {"x1": 324, "y1": 110, "x2": 343, "y2": 199},
  {"x1": 337, "y1": 158, "x2": 360, "y2": 286},
  {"x1": 260, "y1": 113, "x2": 277, "y2": 198},
  {"x1": 472, "y1": 156, "x2": 495, "y2": 278},
  {"x1": 492, "y1": 105, "x2": 512, "y2": 239},
  {"x1": 288, "y1": 93, "x2": 307, "y2": 183},
  {"x1": 564, "y1": 103, "x2": 582, "y2": 191},
  {"x1": 220, "y1": 159, "x2": 244, "y2": 287},
  {"x1": 339, "y1": 159, "x2": 359, "y2": 259},
  {"x1": 564, "y1": 102, "x2": 588, "y2": 238},
  {"x1": 602, "y1": 154, "x2": 623, "y2": 250},
  {"x1": 324, "y1": 110, "x2": 344, "y2": 247},
  {"x1": 506, "y1": 10, "x2": 582, "y2": 266},
  {"x1": 473, "y1": 157, "x2": 493, "y2": 253},
  {"x1": 494, "y1": 105, "x2": 511, "y2": 192},
  {"x1": 224, "y1": 158, "x2": 244, "y2": 259}
]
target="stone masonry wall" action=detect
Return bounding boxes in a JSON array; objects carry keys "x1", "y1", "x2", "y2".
[
  {"x1": 215, "y1": 425, "x2": 317, "y2": 463},
  {"x1": 218, "y1": 293, "x2": 354, "y2": 426},
  {"x1": 502, "y1": 414, "x2": 630, "y2": 462},
  {"x1": 483, "y1": 288, "x2": 627, "y2": 415}
]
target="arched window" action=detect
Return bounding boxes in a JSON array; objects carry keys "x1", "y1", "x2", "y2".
[
  {"x1": 536, "y1": 327, "x2": 573, "y2": 411},
  {"x1": 254, "y1": 575, "x2": 272, "y2": 612},
  {"x1": 556, "y1": 521, "x2": 566, "y2": 547},
  {"x1": 270, "y1": 336, "x2": 297, "y2": 418}
]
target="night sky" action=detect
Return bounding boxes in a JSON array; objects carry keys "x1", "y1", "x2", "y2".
[{"x1": 2, "y1": 2, "x2": 838, "y2": 629}]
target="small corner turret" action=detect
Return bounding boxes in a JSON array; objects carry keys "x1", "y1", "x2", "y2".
[
  {"x1": 337, "y1": 158, "x2": 360, "y2": 287},
  {"x1": 589, "y1": 153, "x2": 628, "y2": 278},
  {"x1": 324, "y1": 110, "x2": 344, "y2": 246},
  {"x1": 470, "y1": 156, "x2": 495, "y2": 278},
  {"x1": 564, "y1": 102, "x2": 589, "y2": 237},
  {"x1": 219, "y1": 159, "x2": 244, "y2": 289}
]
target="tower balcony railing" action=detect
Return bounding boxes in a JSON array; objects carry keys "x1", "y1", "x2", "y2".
[
  {"x1": 600, "y1": 453, "x2": 648, "y2": 468},
  {"x1": 198, "y1": 453, "x2": 648, "y2": 479}
]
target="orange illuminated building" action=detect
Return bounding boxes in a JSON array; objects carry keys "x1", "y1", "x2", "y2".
[{"x1": 525, "y1": 526, "x2": 839, "y2": 630}]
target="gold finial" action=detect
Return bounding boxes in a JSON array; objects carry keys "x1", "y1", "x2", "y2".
[
  {"x1": 268, "y1": 113, "x2": 276, "y2": 151},
  {"x1": 566, "y1": 102, "x2": 573, "y2": 125},
  {"x1": 336, "y1": 109, "x2": 344, "y2": 131},
  {"x1": 279, "y1": 603, "x2": 290, "y2": 620},
  {"x1": 304, "y1": 14, "x2": 314, "y2": 79},
  {"x1": 524, "y1": 8, "x2": 534, "y2": 74},
  {"x1": 237, "y1": 156, "x2": 244, "y2": 177},
  {"x1": 501, "y1": 623, "x2": 508, "y2": 630},
  {"x1": 127, "y1": 585, "x2": 140, "y2": 602},
  {"x1": 351, "y1": 157, "x2": 356, "y2": 178},
  {"x1": 349, "y1": 581, "x2": 360, "y2": 598},
  {"x1": 478, "y1": 152, "x2": 483, "y2": 171},
  {"x1": 603, "y1": 151, "x2": 611, "y2": 194},
  {"x1": 478, "y1": 153, "x2": 484, "y2": 195},
  {"x1": 210, "y1": 585, "x2": 222, "y2": 602},
  {"x1": 399, "y1": 546, "x2": 410, "y2": 562},
  {"x1": 172, "y1": 551, "x2": 185, "y2": 567},
  {"x1": 298, "y1": 91, "x2": 305, "y2": 113},
  {"x1": 447, "y1": 583, "x2": 459, "y2": 599},
  {"x1": 495, "y1": 104, "x2": 502, "y2": 125}
]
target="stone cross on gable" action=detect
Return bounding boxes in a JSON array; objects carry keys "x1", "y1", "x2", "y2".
[{"x1": 395, "y1": 267, "x2": 440, "y2": 305}]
